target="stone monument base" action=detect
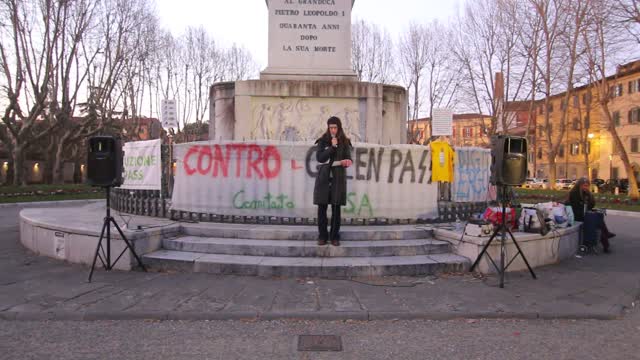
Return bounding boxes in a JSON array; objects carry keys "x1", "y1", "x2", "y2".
[{"x1": 210, "y1": 79, "x2": 407, "y2": 144}]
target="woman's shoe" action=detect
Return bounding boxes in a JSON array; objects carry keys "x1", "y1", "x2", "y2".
[{"x1": 330, "y1": 239, "x2": 340, "y2": 246}]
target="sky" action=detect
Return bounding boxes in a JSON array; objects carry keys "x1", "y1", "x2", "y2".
[{"x1": 154, "y1": 0, "x2": 462, "y2": 70}]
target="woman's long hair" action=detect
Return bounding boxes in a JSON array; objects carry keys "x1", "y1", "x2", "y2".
[
  {"x1": 322, "y1": 116, "x2": 350, "y2": 145},
  {"x1": 570, "y1": 177, "x2": 590, "y2": 200}
]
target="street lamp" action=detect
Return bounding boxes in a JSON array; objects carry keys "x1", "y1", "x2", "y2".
[
  {"x1": 609, "y1": 154, "x2": 613, "y2": 180},
  {"x1": 588, "y1": 133, "x2": 594, "y2": 139}
]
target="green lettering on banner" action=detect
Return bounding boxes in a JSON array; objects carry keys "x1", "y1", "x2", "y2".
[
  {"x1": 232, "y1": 190, "x2": 296, "y2": 210},
  {"x1": 344, "y1": 192, "x2": 374, "y2": 217}
]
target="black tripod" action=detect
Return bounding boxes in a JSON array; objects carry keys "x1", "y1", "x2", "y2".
[
  {"x1": 469, "y1": 185, "x2": 536, "y2": 288},
  {"x1": 88, "y1": 187, "x2": 147, "y2": 282}
]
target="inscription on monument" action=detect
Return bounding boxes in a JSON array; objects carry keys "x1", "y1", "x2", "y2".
[{"x1": 262, "y1": 0, "x2": 355, "y2": 78}]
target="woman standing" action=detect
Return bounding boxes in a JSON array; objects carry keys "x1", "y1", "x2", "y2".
[
  {"x1": 568, "y1": 177, "x2": 615, "y2": 253},
  {"x1": 313, "y1": 116, "x2": 353, "y2": 246}
]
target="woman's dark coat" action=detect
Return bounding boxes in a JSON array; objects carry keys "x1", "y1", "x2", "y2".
[
  {"x1": 568, "y1": 187, "x2": 595, "y2": 222},
  {"x1": 313, "y1": 134, "x2": 352, "y2": 206}
]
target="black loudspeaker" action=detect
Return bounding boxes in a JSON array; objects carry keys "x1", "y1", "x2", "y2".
[
  {"x1": 87, "y1": 136, "x2": 123, "y2": 187},
  {"x1": 490, "y1": 135, "x2": 527, "y2": 186}
]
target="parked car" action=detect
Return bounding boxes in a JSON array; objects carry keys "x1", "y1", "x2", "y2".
[
  {"x1": 555, "y1": 179, "x2": 574, "y2": 190},
  {"x1": 592, "y1": 178, "x2": 606, "y2": 189},
  {"x1": 522, "y1": 178, "x2": 545, "y2": 189},
  {"x1": 601, "y1": 179, "x2": 630, "y2": 194}
]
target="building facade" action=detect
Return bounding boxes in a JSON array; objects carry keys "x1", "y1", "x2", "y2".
[
  {"x1": 407, "y1": 114, "x2": 492, "y2": 147},
  {"x1": 533, "y1": 60, "x2": 640, "y2": 181}
]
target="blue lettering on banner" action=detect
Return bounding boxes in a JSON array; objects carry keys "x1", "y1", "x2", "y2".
[{"x1": 453, "y1": 149, "x2": 490, "y2": 202}]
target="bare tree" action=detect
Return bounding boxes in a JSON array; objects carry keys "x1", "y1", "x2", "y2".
[
  {"x1": 0, "y1": 0, "x2": 69, "y2": 185},
  {"x1": 583, "y1": 0, "x2": 639, "y2": 199},
  {"x1": 613, "y1": 0, "x2": 640, "y2": 42},
  {"x1": 453, "y1": 0, "x2": 531, "y2": 137},
  {"x1": 528, "y1": 0, "x2": 574, "y2": 187},
  {"x1": 183, "y1": 26, "x2": 224, "y2": 125},
  {"x1": 399, "y1": 22, "x2": 430, "y2": 127},
  {"x1": 351, "y1": 19, "x2": 396, "y2": 84},
  {"x1": 223, "y1": 43, "x2": 257, "y2": 82}
]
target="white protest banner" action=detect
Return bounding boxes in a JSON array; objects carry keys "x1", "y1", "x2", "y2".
[
  {"x1": 171, "y1": 141, "x2": 439, "y2": 220},
  {"x1": 121, "y1": 139, "x2": 162, "y2": 190},
  {"x1": 451, "y1": 147, "x2": 491, "y2": 202},
  {"x1": 431, "y1": 108, "x2": 453, "y2": 136}
]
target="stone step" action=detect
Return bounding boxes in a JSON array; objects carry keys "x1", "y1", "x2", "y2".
[
  {"x1": 181, "y1": 223, "x2": 433, "y2": 241},
  {"x1": 163, "y1": 236, "x2": 450, "y2": 257},
  {"x1": 142, "y1": 250, "x2": 470, "y2": 278}
]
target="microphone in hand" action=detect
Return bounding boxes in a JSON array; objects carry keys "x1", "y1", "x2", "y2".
[{"x1": 331, "y1": 135, "x2": 338, "y2": 148}]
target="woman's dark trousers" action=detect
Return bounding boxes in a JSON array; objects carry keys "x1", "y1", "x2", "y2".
[{"x1": 318, "y1": 204, "x2": 341, "y2": 240}]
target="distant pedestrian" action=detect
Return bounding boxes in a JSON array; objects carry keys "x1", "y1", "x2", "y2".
[{"x1": 313, "y1": 116, "x2": 352, "y2": 246}]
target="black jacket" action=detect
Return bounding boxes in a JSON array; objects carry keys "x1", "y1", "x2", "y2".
[
  {"x1": 313, "y1": 135, "x2": 352, "y2": 206},
  {"x1": 568, "y1": 188, "x2": 595, "y2": 222}
]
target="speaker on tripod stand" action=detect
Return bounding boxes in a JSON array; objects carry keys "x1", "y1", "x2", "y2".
[
  {"x1": 86, "y1": 136, "x2": 146, "y2": 282},
  {"x1": 470, "y1": 135, "x2": 536, "y2": 287}
]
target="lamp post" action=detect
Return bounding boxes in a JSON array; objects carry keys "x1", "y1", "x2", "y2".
[
  {"x1": 585, "y1": 133, "x2": 594, "y2": 181},
  {"x1": 609, "y1": 154, "x2": 613, "y2": 180}
]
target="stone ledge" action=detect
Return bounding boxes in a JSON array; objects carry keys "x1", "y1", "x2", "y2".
[{"x1": 434, "y1": 224, "x2": 581, "y2": 274}]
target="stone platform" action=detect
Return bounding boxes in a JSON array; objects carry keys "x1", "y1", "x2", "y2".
[
  {"x1": 19, "y1": 202, "x2": 468, "y2": 278},
  {"x1": 19, "y1": 202, "x2": 581, "y2": 278}
]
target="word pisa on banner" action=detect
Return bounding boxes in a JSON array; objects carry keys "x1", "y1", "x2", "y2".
[
  {"x1": 171, "y1": 140, "x2": 439, "y2": 220},
  {"x1": 121, "y1": 139, "x2": 162, "y2": 191}
]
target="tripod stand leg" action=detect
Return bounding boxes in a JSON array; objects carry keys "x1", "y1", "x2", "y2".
[
  {"x1": 110, "y1": 218, "x2": 147, "y2": 272},
  {"x1": 88, "y1": 219, "x2": 109, "y2": 282},
  {"x1": 469, "y1": 227, "x2": 500, "y2": 272},
  {"x1": 506, "y1": 229, "x2": 537, "y2": 279}
]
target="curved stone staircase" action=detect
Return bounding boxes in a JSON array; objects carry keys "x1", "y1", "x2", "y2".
[{"x1": 142, "y1": 223, "x2": 470, "y2": 278}]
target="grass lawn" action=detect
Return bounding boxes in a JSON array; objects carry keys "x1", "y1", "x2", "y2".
[
  {"x1": 514, "y1": 188, "x2": 640, "y2": 212},
  {"x1": 0, "y1": 184, "x2": 104, "y2": 203}
]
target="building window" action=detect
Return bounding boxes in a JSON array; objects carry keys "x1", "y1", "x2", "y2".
[
  {"x1": 613, "y1": 111, "x2": 621, "y2": 127},
  {"x1": 572, "y1": 118, "x2": 580, "y2": 130},
  {"x1": 582, "y1": 93, "x2": 591, "y2": 105},
  {"x1": 629, "y1": 80, "x2": 639, "y2": 94},
  {"x1": 537, "y1": 148, "x2": 543, "y2": 159},
  {"x1": 610, "y1": 84, "x2": 623, "y2": 98},
  {"x1": 573, "y1": 95, "x2": 579, "y2": 107},
  {"x1": 612, "y1": 167, "x2": 619, "y2": 180},
  {"x1": 548, "y1": 103, "x2": 554, "y2": 113},
  {"x1": 629, "y1": 108, "x2": 640, "y2": 124},
  {"x1": 558, "y1": 144, "x2": 565, "y2": 158},
  {"x1": 463, "y1": 127, "x2": 473, "y2": 138},
  {"x1": 570, "y1": 143, "x2": 580, "y2": 156},
  {"x1": 560, "y1": 99, "x2": 567, "y2": 111},
  {"x1": 632, "y1": 138, "x2": 639, "y2": 153}
]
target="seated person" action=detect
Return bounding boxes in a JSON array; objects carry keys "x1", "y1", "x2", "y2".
[{"x1": 568, "y1": 177, "x2": 615, "y2": 253}]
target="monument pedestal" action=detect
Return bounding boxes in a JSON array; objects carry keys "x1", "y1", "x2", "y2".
[{"x1": 210, "y1": 79, "x2": 407, "y2": 144}]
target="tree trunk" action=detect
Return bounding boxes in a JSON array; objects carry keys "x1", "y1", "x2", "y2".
[
  {"x1": 12, "y1": 145, "x2": 25, "y2": 185},
  {"x1": 52, "y1": 141, "x2": 66, "y2": 184}
]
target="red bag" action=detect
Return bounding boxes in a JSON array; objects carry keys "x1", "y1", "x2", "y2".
[{"x1": 482, "y1": 207, "x2": 516, "y2": 229}]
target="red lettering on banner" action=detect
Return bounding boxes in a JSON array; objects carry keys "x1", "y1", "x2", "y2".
[
  {"x1": 230, "y1": 144, "x2": 248, "y2": 178},
  {"x1": 197, "y1": 146, "x2": 213, "y2": 175},
  {"x1": 247, "y1": 145, "x2": 264, "y2": 179},
  {"x1": 181, "y1": 143, "x2": 282, "y2": 179},
  {"x1": 264, "y1": 146, "x2": 282, "y2": 179},
  {"x1": 183, "y1": 146, "x2": 199, "y2": 176},
  {"x1": 212, "y1": 145, "x2": 230, "y2": 177}
]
